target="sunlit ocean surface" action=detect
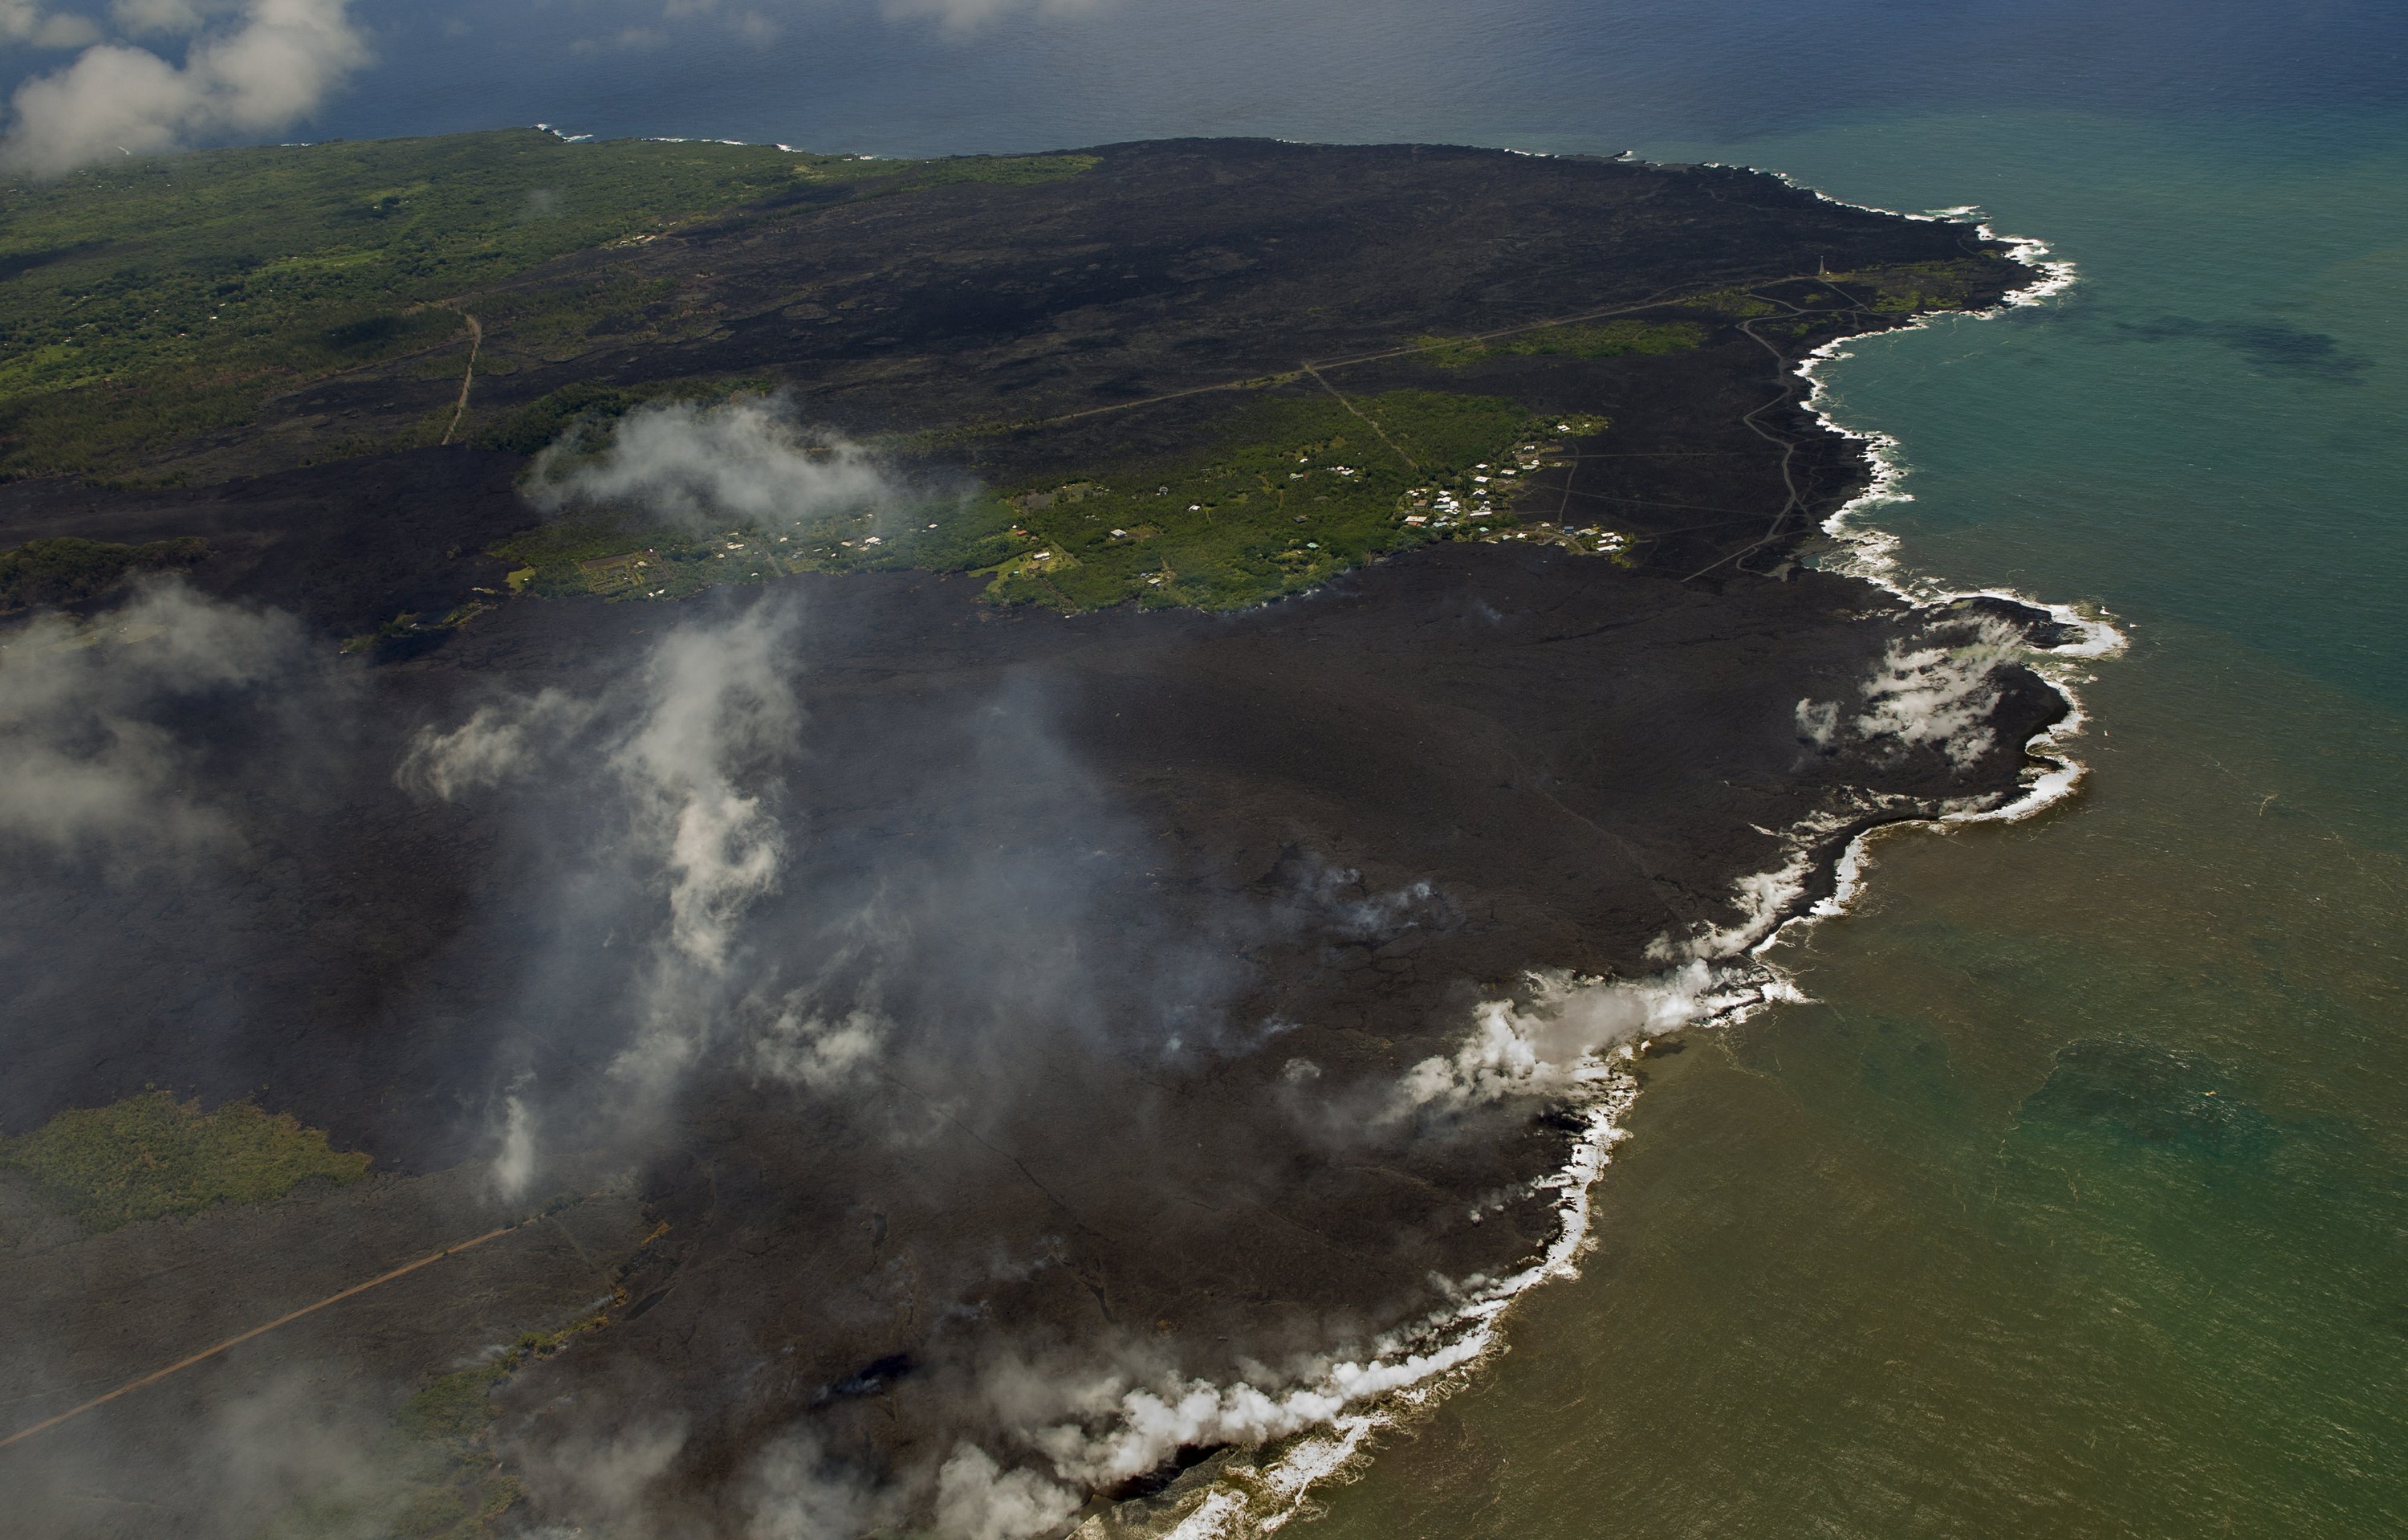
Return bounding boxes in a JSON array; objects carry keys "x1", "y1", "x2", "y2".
[{"x1": 14, "y1": 1, "x2": 2407, "y2": 1530}]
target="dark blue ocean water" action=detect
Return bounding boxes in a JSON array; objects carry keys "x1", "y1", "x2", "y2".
[
  {"x1": 119, "y1": 1, "x2": 2408, "y2": 156},
  {"x1": 10, "y1": 3, "x2": 2405, "y2": 1531}
]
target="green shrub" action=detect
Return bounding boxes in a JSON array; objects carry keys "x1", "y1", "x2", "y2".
[
  {"x1": 0, "y1": 534, "x2": 205, "y2": 608},
  {"x1": 0, "y1": 1090, "x2": 371, "y2": 1230}
]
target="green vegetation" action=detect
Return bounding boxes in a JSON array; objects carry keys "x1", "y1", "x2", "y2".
[
  {"x1": 1680, "y1": 288, "x2": 1778, "y2": 318},
  {"x1": 828, "y1": 151, "x2": 1100, "y2": 191},
  {"x1": 490, "y1": 515, "x2": 689, "y2": 599},
  {"x1": 0, "y1": 533, "x2": 205, "y2": 609},
  {"x1": 492, "y1": 389, "x2": 1556, "y2": 614},
  {"x1": 338, "y1": 597, "x2": 496, "y2": 656},
  {"x1": 0, "y1": 130, "x2": 1093, "y2": 478},
  {"x1": 486, "y1": 507, "x2": 863, "y2": 601},
  {"x1": 931, "y1": 389, "x2": 1545, "y2": 611},
  {"x1": 1826, "y1": 259, "x2": 1993, "y2": 314},
  {"x1": 1417, "y1": 319, "x2": 1704, "y2": 369},
  {"x1": 0, "y1": 1090, "x2": 370, "y2": 1230}
]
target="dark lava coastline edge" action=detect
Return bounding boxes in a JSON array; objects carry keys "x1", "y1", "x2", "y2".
[{"x1": 0, "y1": 137, "x2": 2106, "y2": 1539}]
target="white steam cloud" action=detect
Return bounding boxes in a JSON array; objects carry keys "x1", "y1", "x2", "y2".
[
  {"x1": 0, "y1": 580, "x2": 303, "y2": 854},
  {"x1": 1002, "y1": 1332, "x2": 1490, "y2": 1501},
  {"x1": 933, "y1": 1444, "x2": 1080, "y2": 1540},
  {"x1": 515, "y1": 1417, "x2": 689, "y2": 1532},
  {"x1": 2, "y1": 0, "x2": 368, "y2": 177},
  {"x1": 492, "y1": 1092, "x2": 539, "y2": 1200},
  {"x1": 1396, "y1": 849, "x2": 1817, "y2": 1114},
  {"x1": 749, "y1": 998, "x2": 888, "y2": 1092},
  {"x1": 397, "y1": 600, "x2": 808, "y2": 1194},
  {"x1": 614, "y1": 602, "x2": 799, "y2": 983},
  {"x1": 743, "y1": 1429, "x2": 889, "y2": 1540},
  {"x1": 398, "y1": 688, "x2": 598, "y2": 801},
  {"x1": 531, "y1": 396, "x2": 905, "y2": 536},
  {"x1": 1797, "y1": 615, "x2": 2027, "y2": 771},
  {"x1": 1401, "y1": 617, "x2": 2035, "y2": 1123},
  {"x1": 1393, "y1": 964, "x2": 1771, "y2": 1114}
]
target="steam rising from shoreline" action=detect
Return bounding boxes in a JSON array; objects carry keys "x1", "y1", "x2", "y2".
[
  {"x1": 1796, "y1": 614, "x2": 2026, "y2": 769},
  {"x1": 1393, "y1": 962, "x2": 1777, "y2": 1114},
  {"x1": 1390, "y1": 613, "x2": 2048, "y2": 1122}
]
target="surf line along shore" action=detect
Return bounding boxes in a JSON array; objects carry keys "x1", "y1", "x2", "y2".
[
  {"x1": 1108, "y1": 190, "x2": 2114, "y2": 1540},
  {"x1": 0, "y1": 136, "x2": 2096, "y2": 1538}
]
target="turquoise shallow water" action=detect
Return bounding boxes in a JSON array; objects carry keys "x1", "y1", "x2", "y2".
[{"x1": 1296, "y1": 108, "x2": 2408, "y2": 1538}]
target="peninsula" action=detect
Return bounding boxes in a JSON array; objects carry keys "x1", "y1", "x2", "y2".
[{"x1": 0, "y1": 132, "x2": 2067, "y2": 1540}]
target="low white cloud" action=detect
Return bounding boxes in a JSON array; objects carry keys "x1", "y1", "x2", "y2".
[
  {"x1": 653, "y1": 0, "x2": 779, "y2": 43},
  {"x1": 530, "y1": 396, "x2": 905, "y2": 536},
  {"x1": 0, "y1": 3, "x2": 104, "y2": 49},
  {"x1": 878, "y1": 0, "x2": 1113, "y2": 34},
  {"x1": 0, "y1": 580, "x2": 303, "y2": 855},
  {"x1": 2, "y1": 0, "x2": 367, "y2": 177},
  {"x1": 1849, "y1": 617, "x2": 2021, "y2": 769},
  {"x1": 108, "y1": 0, "x2": 229, "y2": 36}
]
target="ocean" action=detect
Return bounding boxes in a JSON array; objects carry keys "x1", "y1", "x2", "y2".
[
  {"x1": 17, "y1": 0, "x2": 2406, "y2": 1530},
  {"x1": 1296, "y1": 110, "x2": 2408, "y2": 1535}
]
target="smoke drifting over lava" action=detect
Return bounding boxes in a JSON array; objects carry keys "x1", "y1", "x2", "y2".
[{"x1": 0, "y1": 478, "x2": 2066, "y2": 1538}]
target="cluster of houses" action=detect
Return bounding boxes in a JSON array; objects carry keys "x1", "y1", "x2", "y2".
[{"x1": 1397, "y1": 439, "x2": 1552, "y2": 532}]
